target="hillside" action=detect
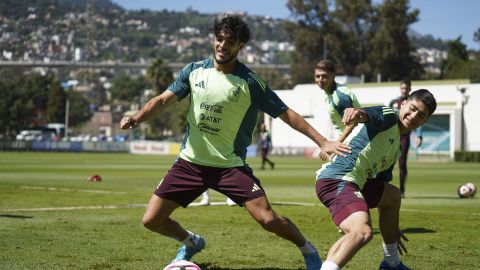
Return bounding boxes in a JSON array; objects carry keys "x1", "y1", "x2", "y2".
[{"x1": 0, "y1": 0, "x2": 290, "y2": 63}]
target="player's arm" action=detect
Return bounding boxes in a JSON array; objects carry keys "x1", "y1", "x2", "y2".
[
  {"x1": 342, "y1": 107, "x2": 370, "y2": 126},
  {"x1": 120, "y1": 90, "x2": 178, "y2": 129},
  {"x1": 279, "y1": 108, "x2": 351, "y2": 158}
]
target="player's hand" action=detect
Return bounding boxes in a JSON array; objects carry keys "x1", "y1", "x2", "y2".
[
  {"x1": 397, "y1": 230, "x2": 409, "y2": 255},
  {"x1": 342, "y1": 108, "x2": 367, "y2": 126},
  {"x1": 120, "y1": 116, "x2": 138, "y2": 130},
  {"x1": 320, "y1": 140, "x2": 351, "y2": 160},
  {"x1": 415, "y1": 137, "x2": 422, "y2": 148}
]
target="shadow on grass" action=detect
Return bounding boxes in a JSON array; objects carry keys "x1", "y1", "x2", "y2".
[
  {"x1": 373, "y1": 227, "x2": 436, "y2": 235},
  {"x1": 406, "y1": 196, "x2": 458, "y2": 199},
  {"x1": 0, "y1": 214, "x2": 33, "y2": 219},
  {"x1": 198, "y1": 264, "x2": 301, "y2": 270}
]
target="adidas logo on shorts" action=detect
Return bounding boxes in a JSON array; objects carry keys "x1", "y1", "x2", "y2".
[{"x1": 251, "y1": 183, "x2": 261, "y2": 192}]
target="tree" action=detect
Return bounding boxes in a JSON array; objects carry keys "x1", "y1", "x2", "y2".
[
  {"x1": 367, "y1": 0, "x2": 422, "y2": 81},
  {"x1": 328, "y1": 0, "x2": 374, "y2": 76},
  {"x1": 285, "y1": 0, "x2": 422, "y2": 83},
  {"x1": 146, "y1": 59, "x2": 173, "y2": 93},
  {"x1": 252, "y1": 67, "x2": 293, "y2": 90},
  {"x1": 474, "y1": 28, "x2": 480, "y2": 44},
  {"x1": 66, "y1": 91, "x2": 93, "y2": 128},
  {"x1": 110, "y1": 72, "x2": 148, "y2": 102},
  {"x1": 471, "y1": 29, "x2": 480, "y2": 83},
  {"x1": 284, "y1": 0, "x2": 330, "y2": 84},
  {"x1": 441, "y1": 37, "x2": 469, "y2": 79},
  {"x1": 47, "y1": 80, "x2": 67, "y2": 123}
]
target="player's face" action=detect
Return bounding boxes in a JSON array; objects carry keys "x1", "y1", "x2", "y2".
[
  {"x1": 400, "y1": 83, "x2": 411, "y2": 98},
  {"x1": 399, "y1": 99, "x2": 429, "y2": 131},
  {"x1": 314, "y1": 68, "x2": 334, "y2": 93},
  {"x1": 214, "y1": 31, "x2": 244, "y2": 65}
]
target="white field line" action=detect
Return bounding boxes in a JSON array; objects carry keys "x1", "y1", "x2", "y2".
[
  {"x1": 2, "y1": 205, "x2": 126, "y2": 212},
  {"x1": 20, "y1": 186, "x2": 127, "y2": 195},
  {"x1": 2, "y1": 201, "x2": 479, "y2": 216}
]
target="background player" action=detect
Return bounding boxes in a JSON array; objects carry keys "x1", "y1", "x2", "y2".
[
  {"x1": 389, "y1": 79, "x2": 423, "y2": 197},
  {"x1": 314, "y1": 59, "x2": 361, "y2": 138}
]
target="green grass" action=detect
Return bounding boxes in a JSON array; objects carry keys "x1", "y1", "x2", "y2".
[{"x1": 1, "y1": 152, "x2": 479, "y2": 269}]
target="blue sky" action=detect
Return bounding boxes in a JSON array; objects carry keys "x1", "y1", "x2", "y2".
[{"x1": 112, "y1": 0, "x2": 480, "y2": 50}]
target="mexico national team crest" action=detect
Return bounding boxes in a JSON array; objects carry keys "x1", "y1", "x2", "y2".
[{"x1": 227, "y1": 87, "x2": 241, "y2": 102}]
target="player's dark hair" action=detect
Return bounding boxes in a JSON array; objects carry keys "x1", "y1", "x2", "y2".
[
  {"x1": 214, "y1": 14, "x2": 250, "y2": 44},
  {"x1": 315, "y1": 59, "x2": 335, "y2": 74},
  {"x1": 401, "y1": 79, "x2": 411, "y2": 88},
  {"x1": 408, "y1": 89, "x2": 437, "y2": 116}
]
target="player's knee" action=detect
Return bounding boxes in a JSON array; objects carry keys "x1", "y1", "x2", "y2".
[
  {"x1": 348, "y1": 225, "x2": 373, "y2": 245},
  {"x1": 381, "y1": 184, "x2": 402, "y2": 208},
  {"x1": 142, "y1": 214, "x2": 162, "y2": 231},
  {"x1": 256, "y1": 214, "x2": 280, "y2": 232}
]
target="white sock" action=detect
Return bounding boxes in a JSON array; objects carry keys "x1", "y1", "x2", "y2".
[
  {"x1": 382, "y1": 242, "x2": 400, "y2": 266},
  {"x1": 320, "y1": 261, "x2": 340, "y2": 270},
  {"x1": 299, "y1": 241, "x2": 317, "y2": 254},
  {"x1": 202, "y1": 191, "x2": 210, "y2": 200},
  {"x1": 181, "y1": 231, "x2": 197, "y2": 247}
]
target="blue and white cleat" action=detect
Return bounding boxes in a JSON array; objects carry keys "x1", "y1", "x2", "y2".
[
  {"x1": 173, "y1": 235, "x2": 205, "y2": 262},
  {"x1": 303, "y1": 248, "x2": 322, "y2": 270},
  {"x1": 379, "y1": 260, "x2": 412, "y2": 270}
]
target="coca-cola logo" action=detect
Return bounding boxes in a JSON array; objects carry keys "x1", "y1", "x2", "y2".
[{"x1": 200, "y1": 102, "x2": 223, "y2": 113}]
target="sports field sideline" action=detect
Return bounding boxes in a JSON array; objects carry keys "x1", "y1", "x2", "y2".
[{"x1": 1, "y1": 152, "x2": 479, "y2": 269}]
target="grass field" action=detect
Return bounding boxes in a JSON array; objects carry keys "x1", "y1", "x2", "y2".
[{"x1": 1, "y1": 152, "x2": 479, "y2": 270}]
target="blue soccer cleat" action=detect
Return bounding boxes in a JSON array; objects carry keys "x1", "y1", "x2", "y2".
[
  {"x1": 303, "y1": 248, "x2": 322, "y2": 270},
  {"x1": 173, "y1": 235, "x2": 205, "y2": 262},
  {"x1": 379, "y1": 260, "x2": 412, "y2": 270}
]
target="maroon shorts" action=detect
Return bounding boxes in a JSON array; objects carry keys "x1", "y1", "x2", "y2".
[
  {"x1": 154, "y1": 158, "x2": 266, "y2": 207},
  {"x1": 316, "y1": 178, "x2": 385, "y2": 225}
]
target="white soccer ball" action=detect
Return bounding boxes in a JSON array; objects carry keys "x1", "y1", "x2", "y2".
[
  {"x1": 457, "y1": 182, "x2": 477, "y2": 198},
  {"x1": 163, "y1": 260, "x2": 201, "y2": 270}
]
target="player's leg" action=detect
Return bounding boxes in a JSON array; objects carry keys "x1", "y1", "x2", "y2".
[
  {"x1": 244, "y1": 196, "x2": 321, "y2": 270},
  {"x1": 398, "y1": 137, "x2": 410, "y2": 196},
  {"x1": 214, "y1": 166, "x2": 320, "y2": 269},
  {"x1": 145, "y1": 158, "x2": 207, "y2": 262},
  {"x1": 142, "y1": 194, "x2": 184, "y2": 239},
  {"x1": 367, "y1": 181, "x2": 410, "y2": 270},
  {"x1": 244, "y1": 196, "x2": 306, "y2": 245},
  {"x1": 260, "y1": 148, "x2": 267, "y2": 169},
  {"x1": 322, "y1": 211, "x2": 372, "y2": 269},
  {"x1": 316, "y1": 179, "x2": 373, "y2": 269}
]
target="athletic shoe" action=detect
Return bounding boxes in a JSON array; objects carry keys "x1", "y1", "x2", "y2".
[
  {"x1": 379, "y1": 260, "x2": 412, "y2": 270},
  {"x1": 303, "y1": 249, "x2": 322, "y2": 270},
  {"x1": 173, "y1": 235, "x2": 205, "y2": 262}
]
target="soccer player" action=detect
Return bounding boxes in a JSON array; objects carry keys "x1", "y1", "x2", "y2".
[
  {"x1": 258, "y1": 122, "x2": 275, "y2": 170},
  {"x1": 389, "y1": 80, "x2": 423, "y2": 197},
  {"x1": 314, "y1": 60, "x2": 361, "y2": 137},
  {"x1": 315, "y1": 89, "x2": 437, "y2": 270},
  {"x1": 120, "y1": 14, "x2": 351, "y2": 269}
]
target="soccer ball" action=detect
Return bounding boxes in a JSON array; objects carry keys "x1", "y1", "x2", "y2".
[
  {"x1": 163, "y1": 260, "x2": 201, "y2": 270},
  {"x1": 457, "y1": 182, "x2": 476, "y2": 198},
  {"x1": 89, "y1": 174, "x2": 102, "y2": 182}
]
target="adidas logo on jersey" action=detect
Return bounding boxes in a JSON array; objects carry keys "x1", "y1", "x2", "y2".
[
  {"x1": 195, "y1": 80, "x2": 205, "y2": 89},
  {"x1": 251, "y1": 183, "x2": 261, "y2": 192}
]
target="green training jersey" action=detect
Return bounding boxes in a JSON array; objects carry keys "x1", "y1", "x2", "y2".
[
  {"x1": 324, "y1": 83, "x2": 361, "y2": 134},
  {"x1": 168, "y1": 58, "x2": 287, "y2": 168},
  {"x1": 316, "y1": 106, "x2": 401, "y2": 189}
]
